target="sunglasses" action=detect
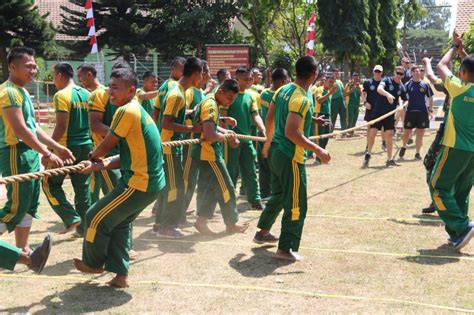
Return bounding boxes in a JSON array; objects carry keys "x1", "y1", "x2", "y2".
[{"x1": 396, "y1": 72, "x2": 404, "y2": 76}]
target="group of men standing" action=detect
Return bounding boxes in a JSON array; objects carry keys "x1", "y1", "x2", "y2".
[{"x1": 0, "y1": 30, "x2": 472, "y2": 286}]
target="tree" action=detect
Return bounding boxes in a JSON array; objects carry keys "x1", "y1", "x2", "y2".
[
  {"x1": 378, "y1": 0, "x2": 400, "y2": 72},
  {"x1": 271, "y1": 0, "x2": 314, "y2": 59},
  {"x1": 366, "y1": 0, "x2": 385, "y2": 70},
  {"x1": 156, "y1": 1, "x2": 240, "y2": 60},
  {"x1": 317, "y1": 0, "x2": 371, "y2": 78},
  {"x1": 0, "y1": 0, "x2": 56, "y2": 80},
  {"x1": 399, "y1": 0, "x2": 427, "y2": 51},
  {"x1": 236, "y1": 0, "x2": 282, "y2": 68},
  {"x1": 406, "y1": 0, "x2": 451, "y2": 31},
  {"x1": 60, "y1": 0, "x2": 159, "y2": 61}
]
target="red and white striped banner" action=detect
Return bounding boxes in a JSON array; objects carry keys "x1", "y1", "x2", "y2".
[
  {"x1": 306, "y1": 13, "x2": 316, "y2": 56},
  {"x1": 85, "y1": 0, "x2": 98, "y2": 54}
]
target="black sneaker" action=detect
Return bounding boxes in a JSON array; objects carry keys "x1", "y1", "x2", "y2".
[
  {"x1": 381, "y1": 141, "x2": 387, "y2": 151},
  {"x1": 408, "y1": 138, "x2": 414, "y2": 145},
  {"x1": 29, "y1": 235, "x2": 52, "y2": 274},
  {"x1": 451, "y1": 226, "x2": 474, "y2": 250},
  {"x1": 399, "y1": 147, "x2": 406, "y2": 158},
  {"x1": 253, "y1": 231, "x2": 279, "y2": 244},
  {"x1": 363, "y1": 153, "x2": 371, "y2": 167},
  {"x1": 386, "y1": 159, "x2": 400, "y2": 167},
  {"x1": 414, "y1": 153, "x2": 422, "y2": 160},
  {"x1": 422, "y1": 204, "x2": 436, "y2": 214},
  {"x1": 251, "y1": 202, "x2": 264, "y2": 210}
]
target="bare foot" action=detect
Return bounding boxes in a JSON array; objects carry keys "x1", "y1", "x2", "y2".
[
  {"x1": 59, "y1": 221, "x2": 81, "y2": 235},
  {"x1": 73, "y1": 258, "x2": 104, "y2": 274},
  {"x1": 226, "y1": 222, "x2": 249, "y2": 234},
  {"x1": 273, "y1": 249, "x2": 302, "y2": 261},
  {"x1": 108, "y1": 275, "x2": 129, "y2": 288},
  {"x1": 129, "y1": 249, "x2": 138, "y2": 261},
  {"x1": 186, "y1": 208, "x2": 195, "y2": 215},
  {"x1": 194, "y1": 220, "x2": 216, "y2": 235}
]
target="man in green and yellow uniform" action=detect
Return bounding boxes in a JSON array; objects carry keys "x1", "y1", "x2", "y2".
[
  {"x1": 192, "y1": 79, "x2": 250, "y2": 234},
  {"x1": 254, "y1": 56, "x2": 331, "y2": 261},
  {"x1": 258, "y1": 68, "x2": 288, "y2": 199},
  {"x1": 345, "y1": 73, "x2": 362, "y2": 132},
  {"x1": 330, "y1": 68, "x2": 348, "y2": 131},
  {"x1": 0, "y1": 47, "x2": 74, "y2": 252},
  {"x1": 154, "y1": 57, "x2": 202, "y2": 239},
  {"x1": 74, "y1": 67, "x2": 165, "y2": 288},
  {"x1": 153, "y1": 57, "x2": 186, "y2": 124},
  {"x1": 222, "y1": 67, "x2": 266, "y2": 210},
  {"x1": 429, "y1": 41, "x2": 474, "y2": 250},
  {"x1": 77, "y1": 63, "x2": 104, "y2": 93},
  {"x1": 136, "y1": 71, "x2": 159, "y2": 116},
  {"x1": 88, "y1": 63, "x2": 129, "y2": 206},
  {"x1": 313, "y1": 75, "x2": 337, "y2": 154},
  {"x1": 182, "y1": 61, "x2": 210, "y2": 214},
  {"x1": 42, "y1": 63, "x2": 93, "y2": 235}
]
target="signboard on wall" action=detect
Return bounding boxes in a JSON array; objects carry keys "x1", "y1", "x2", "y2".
[{"x1": 206, "y1": 45, "x2": 251, "y2": 77}]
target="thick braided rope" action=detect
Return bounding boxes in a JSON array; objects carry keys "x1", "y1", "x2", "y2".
[
  {"x1": 0, "y1": 106, "x2": 403, "y2": 185},
  {"x1": 0, "y1": 164, "x2": 86, "y2": 185},
  {"x1": 309, "y1": 105, "x2": 406, "y2": 140}
]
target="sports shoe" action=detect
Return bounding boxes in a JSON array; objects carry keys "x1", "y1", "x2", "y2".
[
  {"x1": 451, "y1": 226, "x2": 474, "y2": 250},
  {"x1": 381, "y1": 141, "x2": 387, "y2": 151},
  {"x1": 386, "y1": 159, "x2": 400, "y2": 167},
  {"x1": 253, "y1": 231, "x2": 279, "y2": 244},
  {"x1": 422, "y1": 204, "x2": 436, "y2": 214},
  {"x1": 156, "y1": 227, "x2": 184, "y2": 239},
  {"x1": 251, "y1": 202, "x2": 264, "y2": 210},
  {"x1": 399, "y1": 147, "x2": 406, "y2": 158},
  {"x1": 29, "y1": 235, "x2": 52, "y2": 274},
  {"x1": 407, "y1": 138, "x2": 414, "y2": 145},
  {"x1": 414, "y1": 153, "x2": 422, "y2": 160},
  {"x1": 363, "y1": 153, "x2": 371, "y2": 167}
]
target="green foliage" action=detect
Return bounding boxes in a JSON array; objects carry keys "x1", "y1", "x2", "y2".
[
  {"x1": 317, "y1": 0, "x2": 371, "y2": 73},
  {"x1": 236, "y1": 0, "x2": 283, "y2": 67},
  {"x1": 156, "y1": 1, "x2": 240, "y2": 60},
  {"x1": 399, "y1": 0, "x2": 427, "y2": 27},
  {"x1": 0, "y1": 0, "x2": 56, "y2": 79},
  {"x1": 366, "y1": 0, "x2": 385, "y2": 68},
  {"x1": 406, "y1": 0, "x2": 451, "y2": 31},
  {"x1": 463, "y1": 20, "x2": 474, "y2": 53},
  {"x1": 406, "y1": 28, "x2": 448, "y2": 54},
  {"x1": 378, "y1": 0, "x2": 400, "y2": 73},
  {"x1": 270, "y1": 49, "x2": 295, "y2": 75}
]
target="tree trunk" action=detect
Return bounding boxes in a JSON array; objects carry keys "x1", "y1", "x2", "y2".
[
  {"x1": 0, "y1": 47, "x2": 9, "y2": 81},
  {"x1": 343, "y1": 52, "x2": 350, "y2": 83}
]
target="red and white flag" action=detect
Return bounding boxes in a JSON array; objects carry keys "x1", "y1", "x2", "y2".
[
  {"x1": 85, "y1": 0, "x2": 98, "y2": 54},
  {"x1": 306, "y1": 13, "x2": 316, "y2": 56}
]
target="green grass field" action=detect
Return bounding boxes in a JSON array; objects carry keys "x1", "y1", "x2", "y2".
[{"x1": 0, "y1": 131, "x2": 473, "y2": 313}]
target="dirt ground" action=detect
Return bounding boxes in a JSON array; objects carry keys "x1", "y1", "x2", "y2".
[{"x1": 1, "y1": 131, "x2": 473, "y2": 313}]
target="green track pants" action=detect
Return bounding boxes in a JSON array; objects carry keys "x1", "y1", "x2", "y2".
[
  {"x1": 430, "y1": 146, "x2": 474, "y2": 237},
  {"x1": 0, "y1": 143, "x2": 40, "y2": 232},
  {"x1": 257, "y1": 147, "x2": 308, "y2": 252},
  {"x1": 330, "y1": 97, "x2": 348, "y2": 130},
  {"x1": 83, "y1": 180, "x2": 159, "y2": 275},
  {"x1": 42, "y1": 144, "x2": 92, "y2": 235},
  {"x1": 0, "y1": 240, "x2": 21, "y2": 270}
]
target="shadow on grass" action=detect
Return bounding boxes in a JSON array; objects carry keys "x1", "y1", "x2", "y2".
[
  {"x1": 1, "y1": 283, "x2": 132, "y2": 313},
  {"x1": 307, "y1": 168, "x2": 386, "y2": 200},
  {"x1": 229, "y1": 246, "x2": 304, "y2": 278},
  {"x1": 388, "y1": 215, "x2": 444, "y2": 227},
  {"x1": 400, "y1": 244, "x2": 472, "y2": 265}
]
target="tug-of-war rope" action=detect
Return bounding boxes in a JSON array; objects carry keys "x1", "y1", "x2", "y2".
[{"x1": 0, "y1": 105, "x2": 406, "y2": 186}]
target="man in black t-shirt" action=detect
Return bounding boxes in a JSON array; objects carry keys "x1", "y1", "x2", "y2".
[{"x1": 364, "y1": 66, "x2": 408, "y2": 167}]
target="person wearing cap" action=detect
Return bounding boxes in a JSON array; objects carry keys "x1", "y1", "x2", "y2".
[
  {"x1": 364, "y1": 66, "x2": 408, "y2": 167},
  {"x1": 345, "y1": 73, "x2": 362, "y2": 133},
  {"x1": 362, "y1": 65, "x2": 385, "y2": 150}
]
